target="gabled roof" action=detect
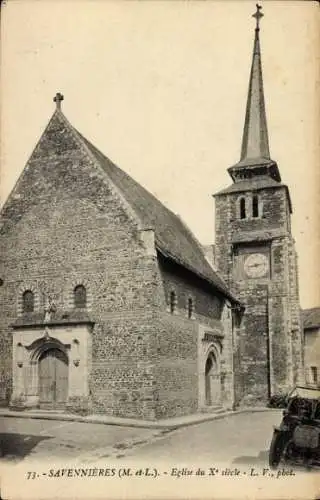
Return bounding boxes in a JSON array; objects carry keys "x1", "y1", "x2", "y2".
[
  {"x1": 69, "y1": 122, "x2": 239, "y2": 303},
  {"x1": 302, "y1": 307, "x2": 320, "y2": 330}
]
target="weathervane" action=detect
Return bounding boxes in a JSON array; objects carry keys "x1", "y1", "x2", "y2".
[{"x1": 252, "y1": 4, "x2": 263, "y2": 30}]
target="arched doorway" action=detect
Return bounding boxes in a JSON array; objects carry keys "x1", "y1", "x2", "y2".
[
  {"x1": 205, "y1": 351, "x2": 221, "y2": 406},
  {"x1": 39, "y1": 348, "x2": 69, "y2": 407}
]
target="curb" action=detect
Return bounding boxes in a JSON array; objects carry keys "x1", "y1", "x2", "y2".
[{"x1": 0, "y1": 407, "x2": 281, "y2": 430}]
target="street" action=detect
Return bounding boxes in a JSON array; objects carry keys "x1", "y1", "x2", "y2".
[
  {"x1": 126, "y1": 410, "x2": 283, "y2": 465},
  {"x1": 0, "y1": 411, "x2": 283, "y2": 465},
  {"x1": 2, "y1": 411, "x2": 317, "y2": 500},
  {"x1": 0, "y1": 417, "x2": 161, "y2": 463}
]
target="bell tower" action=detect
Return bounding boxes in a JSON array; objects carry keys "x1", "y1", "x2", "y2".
[{"x1": 214, "y1": 5, "x2": 303, "y2": 406}]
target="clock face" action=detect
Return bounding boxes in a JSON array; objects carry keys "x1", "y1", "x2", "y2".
[{"x1": 243, "y1": 253, "x2": 269, "y2": 278}]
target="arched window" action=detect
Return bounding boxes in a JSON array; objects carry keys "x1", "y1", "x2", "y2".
[
  {"x1": 187, "y1": 297, "x2": 194, "y2": 319},
  {"x1": 239, "y1": 197, "x2": 246, "y2": 219},
  {"x1": 169, "y1": 291, "x2": 177, "y2": 314},
  {"x1": 74, "y1": 285, "x2": 87, "y2": 308},
  {"x1": 22, "y1": 290, "x2": 34, "y2": 313},
  {"x1": 252, "y1": 195, "x2": 259, "y2": 218}
]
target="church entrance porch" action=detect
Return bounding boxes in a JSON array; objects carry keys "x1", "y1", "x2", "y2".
[
  {"x1": 198, "y1": 324, "x2": 226, "y2": 411},
  {"x1": 10, "y1": 322, "x2": 92, "y2": 412},
  {"x1": 39, "y1": 348, "x2": 69, "y2": 409}
]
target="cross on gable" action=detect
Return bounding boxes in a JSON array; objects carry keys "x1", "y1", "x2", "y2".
[
  {"x1": 252, "y1": 4, "x2": 263, "y2": 29},
  {"x1": 53, "y1": 92, "x2": 64, "y2": 110}
]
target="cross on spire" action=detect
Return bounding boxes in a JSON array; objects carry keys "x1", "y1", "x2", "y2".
[
  {"x1": 53, "y1": 92, "x2": 64, "y2": 110},
  {"x1": 252, "y1": 4, "x2": 263, "y2": 30}
]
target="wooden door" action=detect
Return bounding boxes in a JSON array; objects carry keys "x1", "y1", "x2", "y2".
[{"x1": 39, "y1": 348, "x2": 68, "y2": 404}]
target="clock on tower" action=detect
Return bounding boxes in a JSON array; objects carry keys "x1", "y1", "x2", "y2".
[
  {"x1": 233, "y1": 245, "x2": 270, "y2": 281},
  {"x1": 243, "y1": 253, "x2": 269, "y2": 278}
]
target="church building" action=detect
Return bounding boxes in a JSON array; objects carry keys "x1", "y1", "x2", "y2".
[
  {"x1": 0, "y1": 94, "x2": 242, "y2": 420},
  {"x1": 0, "y1": 6, "x2": 303, "y2": 419}
]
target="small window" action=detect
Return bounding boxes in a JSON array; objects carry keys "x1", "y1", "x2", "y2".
[
  {"x1": 22, "y1": 290, "x2": 34, "y2": 313},
  {"x1": 239, "y1": 198, "x2": 246, "y2": 219},
  {"x1": 311, "y1": 366, "x2": 318, "y2": 384},
  {"x1": 252, "y1": 195, "x2": 259, "y2": 218},
  {"x1": 74, "y1": 285, "x2": 87, "y2": 308},
  {"x1": 187, "y1": 297, "x2": 194, "y2": 319},
  {"x1": 169, "y1": 291, "x2": 177, "y2": 314}
]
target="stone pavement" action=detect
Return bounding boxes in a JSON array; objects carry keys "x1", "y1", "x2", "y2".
[{"x1": 0, "y1": 406, "x2": 280, "y2": 430}]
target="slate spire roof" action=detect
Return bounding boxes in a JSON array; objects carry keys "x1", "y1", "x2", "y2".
[
  {"x1": 221, "y1": 5, "x2": 282, "y2": 188},
  {"x1": 240, "y1": 7, "x2": 270, "y2": 165}
]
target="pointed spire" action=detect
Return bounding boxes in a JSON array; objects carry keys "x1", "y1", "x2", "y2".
[
  {"x1": 240, "y1": 4, "x2": 270, "y2": 163},
  {"x1": 227, "y1": 5, "x2": 281, "y2": 182}
]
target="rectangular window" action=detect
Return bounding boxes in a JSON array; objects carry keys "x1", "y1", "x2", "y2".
[{"x1": 311, "y1": 366, "x2": 318, "y2": 384}]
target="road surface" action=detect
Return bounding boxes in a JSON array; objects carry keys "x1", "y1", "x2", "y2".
[{"x1": 0, "y1": 410, "x2": 282, "y2": 465}]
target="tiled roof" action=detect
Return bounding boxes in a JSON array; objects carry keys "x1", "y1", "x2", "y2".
[
  {"x1": 70, "y1": 125, "x2": 239, "y2": 304},
  {"x1": 302, "y1": 307, "x2": 320, "y2": 330}
]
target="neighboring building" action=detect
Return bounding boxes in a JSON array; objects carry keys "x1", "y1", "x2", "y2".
[
  {"x1": 302, "y1": 308, "x2": 320, "y2": 387},
  {"x1": 213, "y1": 7, "x2": 304, "y2": 405},
  {"x1": 0, "y1": 7, "x2": 304, "y2": 419}
]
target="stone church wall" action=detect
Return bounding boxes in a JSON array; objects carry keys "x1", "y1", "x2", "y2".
[
  {"x1": 0, "y1": 187, "x2": 163, "y2": 417},
  {"x1": 153, "y1": 258, "x2": 232, "y2": 418},
  {"x1": 288, "y1": 242, "x2": 304, "y2": 384},
  {"x1": 153, "y1": 311, "x2": 198, "y2": 419},
  {"x1": 233, "y1": 283, "x2": 269, "y2": 406},
  {"x1": 0, "y1": 113, "x2": 162, "y2": 418}
]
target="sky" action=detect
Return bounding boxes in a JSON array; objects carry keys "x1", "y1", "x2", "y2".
[{"x1": 1, "y1": 0, "x2": 319, "y2": 308}]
